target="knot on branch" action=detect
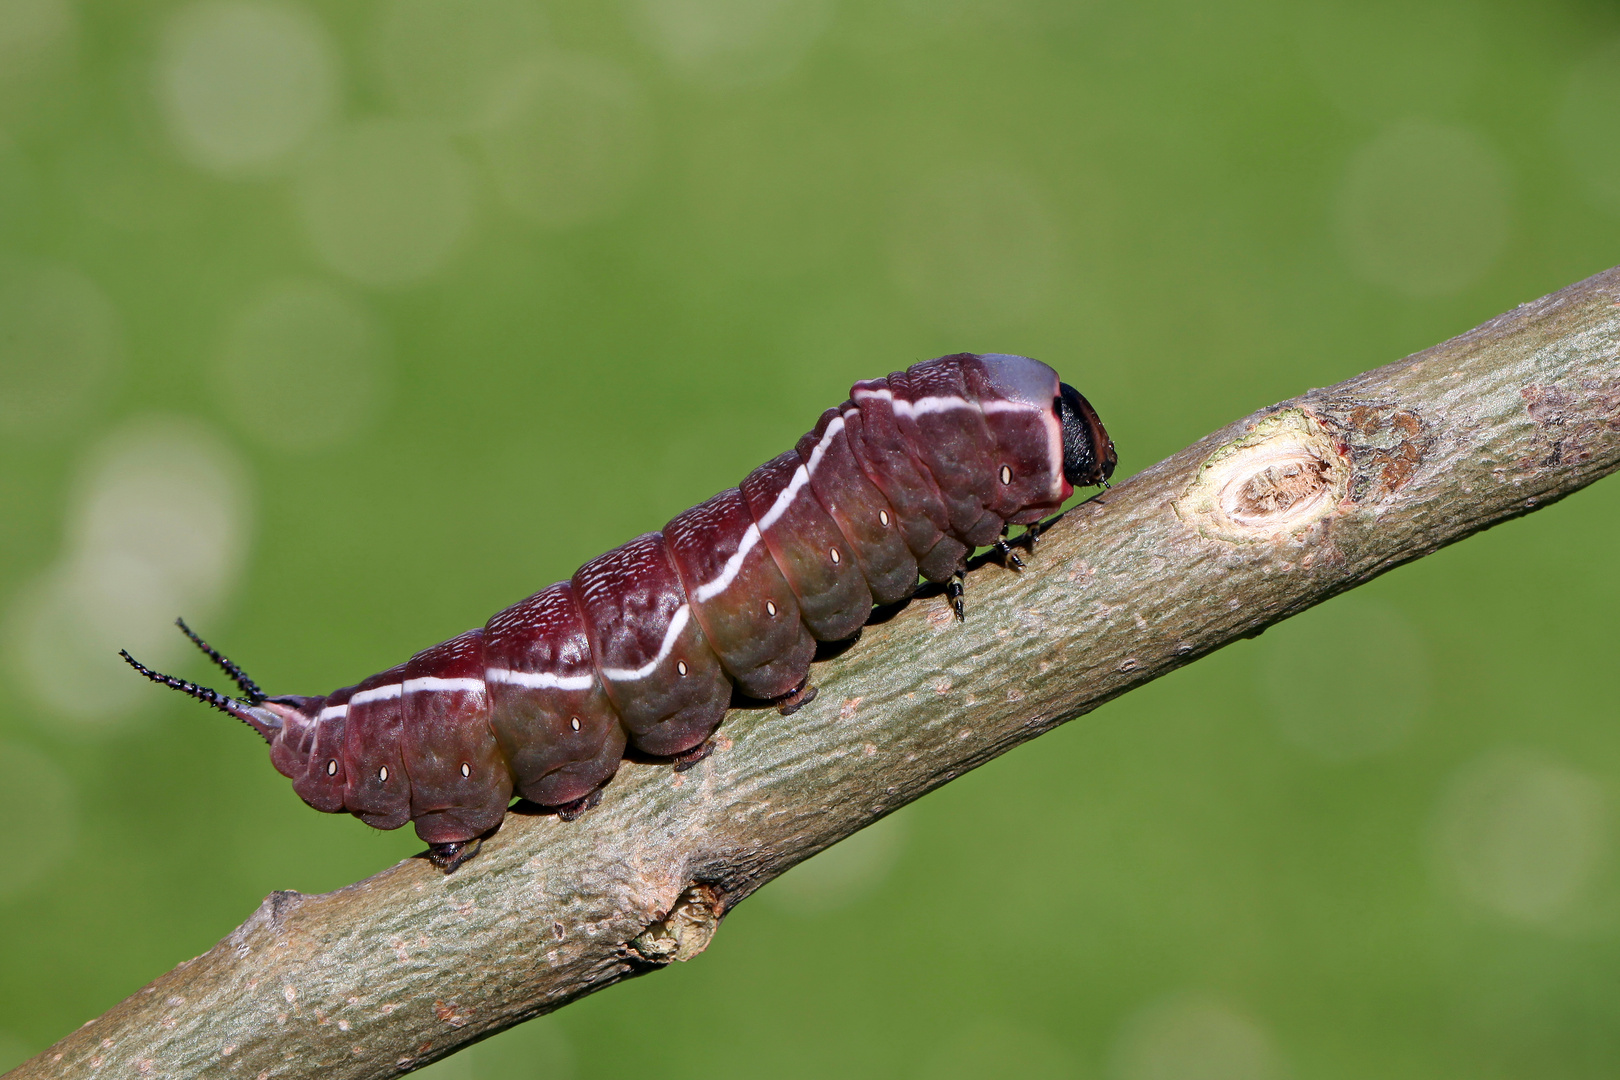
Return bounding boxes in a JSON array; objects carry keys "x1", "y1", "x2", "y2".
[
  {"x1": 629, "y1": 884, "x2": 722, "y2": 964},
  {"x1": 1175, "y1": 409, "x2": 1350, "y2": 542}
]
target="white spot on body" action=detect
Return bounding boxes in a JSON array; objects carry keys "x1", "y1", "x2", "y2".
[
  {"x1": 325, "y1": 759, "x2": 337, "y2": 776},
  {"x1": 459, "y1": 762, "x2": 470, "y2": 777},
  {"x1": 378, "y1": 766, "x2": 388, "y2": 782},
  {"x1": 765, "y1": 600, "x2": 778, "y2": 617},
  {"x1": 569, "y1": 717, "x2": 580, "y2": 732},
  {"x1": 829, "y1": 546, "x2": 840, "y2": 564},
  {"x1": 999, "y1": 464, "x2": 1012, "y2": 485},
  {"x1": 879, "y1": 510, "x2": 890, "y2": 527},
  {"x1": 676, "y1": 660, "x2": 688, "y2": 676}
]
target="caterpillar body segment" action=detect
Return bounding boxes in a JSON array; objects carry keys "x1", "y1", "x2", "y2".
[{"x1": 124, "y1": 352, "x2": 1117, "y2": 871}]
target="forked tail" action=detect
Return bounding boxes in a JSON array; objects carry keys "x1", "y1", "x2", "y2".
[{"x1": 120, "y1": 620, "x2": 284, "y2": 742}]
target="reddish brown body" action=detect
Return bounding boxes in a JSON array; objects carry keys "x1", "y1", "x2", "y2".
[{"x1": 125, "y1": 353, "x2": 1116, "y2": 869}]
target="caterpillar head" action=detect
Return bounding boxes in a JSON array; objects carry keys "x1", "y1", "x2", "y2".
[{"x1": 1057, "y1": 383, "x2": 1117, "y2": 488}]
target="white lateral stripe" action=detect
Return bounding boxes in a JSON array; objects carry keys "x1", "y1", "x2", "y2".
[
  {"x1": 758, "y1": 465, "x2": 811, "y2": 534},
  {"x1": 694, "y1": 522, "x2": 762, "y2": 602},
  {"x1": 403, "y1": 676, "x2": 484, "y2": 694},
  {"x1": 806, "y1": 414, "x2": 844, "y2": 472},
  {"x1": 980, "y1": 399, "x2": 1041, "y2": 414},
  {"x1": 906, "y1": 395, "x2": 976, "y2": 417},
  {"x1": 853, "y1": 387, "x2": 1041, "y2": 417},
  {"x1": 853, "y1": 387, "x2": 981, "y2": 419},
  {"x1": 485, "y1": 667, "x2": 595, "y2": 692},
  {"x1": 601, "y1": 603, "x2": 691, "y2": 682},
  {"x1": 318, "y1": 704, "x2": 349, "y2": 721},
  {"x1": 350, "y1": 683, "x2": 402, "y2": 705},
  {"x1": 692, "y1": 415, "x2": 848, "y2": 603}
]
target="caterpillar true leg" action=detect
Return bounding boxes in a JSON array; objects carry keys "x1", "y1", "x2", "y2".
[{"x1": 993, "y1": 531, "x2": 1025, "y2": 571}]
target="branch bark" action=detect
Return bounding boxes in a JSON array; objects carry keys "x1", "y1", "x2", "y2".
[{"x1": 14, "y1": 268, "x2": 1620, "y2": 1080}]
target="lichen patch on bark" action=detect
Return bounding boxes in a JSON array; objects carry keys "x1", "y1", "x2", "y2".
[{"x1": 1174, "y1": 409, "x2": 1351, "y2": 543}]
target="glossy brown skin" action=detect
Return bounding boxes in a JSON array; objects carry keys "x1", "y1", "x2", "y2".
[{"x1": 162, "y1": 353, "x2": 1115, "y2": 861}]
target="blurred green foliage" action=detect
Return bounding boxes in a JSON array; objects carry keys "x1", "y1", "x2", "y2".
[{"x1": 3, "y1": 0, "x2": 1620, "y2": 1076}]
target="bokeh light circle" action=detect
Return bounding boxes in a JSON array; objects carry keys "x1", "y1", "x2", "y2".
[
  {"x1": 1432, "y1": 750, "x2": 1608, "y2": 923},
  {"x1": 1333, "y1": 120, "x2": 1510, "y2": 297},
  {"x1": 4, "y1": 417, "x2": 251, "y2": 726},
  {"x1": 1109, "y1": 995, "x2": 1289, "y2": 1080},
  {"x1": 215, "y1": 279, "x2": 388, "y2": 452},
  {"x1": 295, "y1": 120, "x2": 476, "y2": 287},
  {"x1": 475, "y1": 55, "x2": 649, "y2": 230},
  {"x1": 156, "y1": 0, "x2": 338, "y2": 175}
]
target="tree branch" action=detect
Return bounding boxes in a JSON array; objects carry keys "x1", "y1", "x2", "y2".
[{"x1": 13, "y1": 267, "x2": 1620, "y2": 1080}]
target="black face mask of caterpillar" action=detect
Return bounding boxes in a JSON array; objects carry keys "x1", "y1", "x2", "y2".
[{"x1": 124, "y1": 352, "x2": 1117, "y2": 872}]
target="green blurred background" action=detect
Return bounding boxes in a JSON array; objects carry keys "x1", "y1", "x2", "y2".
[{"x1": 4, "y1": 0, "x2": 1620, "y2": 1075}]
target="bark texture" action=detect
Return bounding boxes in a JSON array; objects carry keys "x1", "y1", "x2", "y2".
[{"x1": 13, "y1": 267, "x2": 1620, "y2": 1080}]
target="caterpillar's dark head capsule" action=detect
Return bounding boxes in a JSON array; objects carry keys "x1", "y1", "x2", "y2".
[{"x1": 1056, "y1": 383, "x2": 1117, "y2": 487}]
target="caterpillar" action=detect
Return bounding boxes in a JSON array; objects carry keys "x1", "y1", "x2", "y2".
[{"x1": 123, "y1": 353, "x2": 1115, "y2": 872}]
